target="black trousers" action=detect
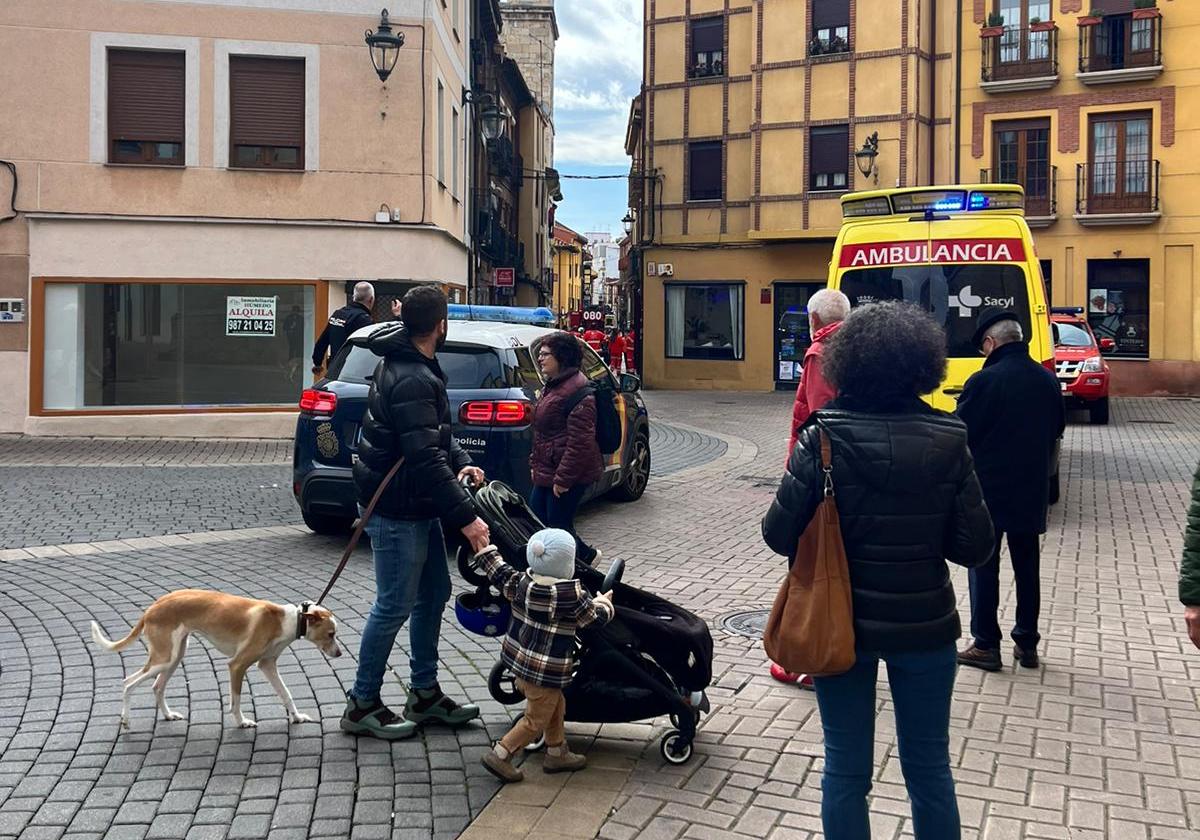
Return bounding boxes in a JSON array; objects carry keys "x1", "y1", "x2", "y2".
[{"x1": 968, "y1": 531, "x2": 1042, "y2": 651}]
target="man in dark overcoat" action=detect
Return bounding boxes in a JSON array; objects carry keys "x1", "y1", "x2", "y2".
[{"x1": 956, "y1": 308, "x2": 1065, "y2": 671}]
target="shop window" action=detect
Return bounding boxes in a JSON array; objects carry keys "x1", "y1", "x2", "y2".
[
  {"x1": 41, "y1": 282, "x2": 316, "y2": 410},
  {"x1": 811, "y1": 0, "x2": 850, "y2": 55},
  {"x1": 665, "y1": 283, "x2": 745, "y2": 361},
  {"x1": 229, "y1": 56, "x2": 305, "y2": 169},
  {"x1": 810, "y1": 125, "x2": 849, "y2": 191},
  {"x1": 690, "y1": 17, "x2": 725, "y2": 78},
  {"x1": 107, "y1": 49, "x2": 186, "y2": 165},
  {"x1": 688, "y1": 141, "x2": 723, "y2": 202},
  {"x1": 1087, "y1": 259, "x2": 1150, "y2": 359}
]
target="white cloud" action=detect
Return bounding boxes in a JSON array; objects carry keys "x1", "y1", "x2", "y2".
[{"x1": 553, "y1": 0, "x2": 642, "y2": 166}]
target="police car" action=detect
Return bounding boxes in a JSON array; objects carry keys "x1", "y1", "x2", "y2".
[{"x1": 293, "y1": 305, "x2": 653, "y2": 534}]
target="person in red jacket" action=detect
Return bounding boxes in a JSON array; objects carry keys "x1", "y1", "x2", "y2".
[
  {"x1": 772, "y1": 287, "x2": 851, "y2": 689},
  {"x1": 608, "y1": 331, "x2": 627, "y2": 373},
  {"x1": 623, "y1": 330, "x2": 637, "y2": 373},
  {"x1": 582, "y1": 326, "x2": 605, "y2": 354}
]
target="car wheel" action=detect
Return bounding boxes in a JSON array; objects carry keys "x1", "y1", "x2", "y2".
[
  {"x1": 1048, "y1": 473, "x2": 1061, "y2": 506},
  {"x1": 1090, "y1": 397, "x2": 1110, "y2": 426},
  {"x1": 302, "y1": 510, "x2": 355, "y2": 536},
  {"x1": 609, "y1": 432, "x2": 651, "y2": 502}
]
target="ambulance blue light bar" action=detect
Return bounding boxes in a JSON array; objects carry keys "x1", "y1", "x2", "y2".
[
  {"x1": 842, "y1": 188, "x2": 1025, "y2": 219},
  {"x1": 448, "y1": 304, "x2": 557, "y2": 327}
]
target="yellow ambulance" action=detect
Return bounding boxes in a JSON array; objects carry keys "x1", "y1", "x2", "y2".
[{"x1": 828, "y1": 184, "x2": 1052, "y2": 413}]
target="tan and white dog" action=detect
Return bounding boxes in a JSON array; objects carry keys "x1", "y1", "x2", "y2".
[{"x1": 90, "y1": 589, "x2": 342, "y2": 729}]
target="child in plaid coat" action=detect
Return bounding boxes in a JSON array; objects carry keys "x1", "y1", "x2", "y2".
[{"x1": 473, "y1": 528, "x2": 613, "y2": 782}]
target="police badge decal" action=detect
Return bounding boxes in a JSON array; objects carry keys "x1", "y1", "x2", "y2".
[{"x1": 316, "y1": 422, "x2": 339, "y2": 458}]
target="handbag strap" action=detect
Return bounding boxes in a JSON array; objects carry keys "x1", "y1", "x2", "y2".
[
  {"x1": 316, "y1": 457, "x2": 405, "y2": 605},
  {"x1": 819, "y1": 429, "x2": 834, "y2": 498}
]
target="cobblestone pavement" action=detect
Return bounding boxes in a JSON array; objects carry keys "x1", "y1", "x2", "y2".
[
  {"x1": 0, "y1": 421, "x2": 715, "y2": 550},
  {"x1": 0, "y1": 410, "x2": 730, "y2": 840},
  {"x1": 573, "y1": 393, "x2": 1200, "y2": 840}
]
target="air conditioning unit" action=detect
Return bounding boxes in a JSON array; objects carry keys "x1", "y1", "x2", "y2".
[
  {"x1": 659, "y1": 263, "x2": 674, "y2": 277},
  {"x1": 646, "y1": 262, "x2": 658, "y2": 276}
]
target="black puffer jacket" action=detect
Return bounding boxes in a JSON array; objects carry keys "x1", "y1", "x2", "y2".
[
  {"x1": 353, "y1": 324, "x2": 475, "y2": 530},
  {"x1": 762, "y1": 399, "x2": 995, "y2": 652}
]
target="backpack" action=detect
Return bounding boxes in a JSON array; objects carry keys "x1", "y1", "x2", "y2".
[{"x1": 563, "y1": 382, "x2": 623, "y2": 455}]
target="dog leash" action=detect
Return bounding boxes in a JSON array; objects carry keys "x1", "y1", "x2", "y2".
[{"x1": 316, "y1": 457, "x2": 405, "y2": 605}]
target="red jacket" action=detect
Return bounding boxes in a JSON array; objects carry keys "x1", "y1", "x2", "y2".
[
  {"x1": 787, "y1": 321, "x2": 842, "y2": 458},
  {"x1": 530, "y1": 369, "x2": 604, "y2": 489},
  {"x1": 582, "y1": 329, "x2": 605, "y2": 352},
  {"x1": 608, "y1": 334, "x2": 627, "y2": 366}
]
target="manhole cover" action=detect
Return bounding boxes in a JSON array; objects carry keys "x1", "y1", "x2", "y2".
[{"x1": 720, "y1": 609, "x2": 772, "y2": 638}]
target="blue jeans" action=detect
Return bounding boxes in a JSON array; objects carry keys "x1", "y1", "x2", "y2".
[
  {"x1": 813, "y1": 644, "x2": 960, "y2": 840},
  {"x1": 529, "y1": 484, "x2": 596, "y2": 562},
  {"x1": 350, "y1": 514, "x2": 451, "y2": 703}
]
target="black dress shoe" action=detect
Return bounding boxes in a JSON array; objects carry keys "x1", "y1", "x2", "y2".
[
  {"x1": 957, "y1": 644, "x2": 1002, "y2": 672},
  {"x1": 1013, "y1": 645, "x2": 1040, "y2": 669}
]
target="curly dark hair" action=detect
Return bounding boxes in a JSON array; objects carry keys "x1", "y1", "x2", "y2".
[
  {"x1": 822, "y1": 301, "x2": 947, "y2": 408},
  {"x1": 539, "y1": 330, "x2": 583, "y2": 370}
]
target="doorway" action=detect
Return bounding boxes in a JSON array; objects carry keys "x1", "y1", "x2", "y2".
[{"x1": 773, "y1": 282, "x2": 825, "y2": 391}]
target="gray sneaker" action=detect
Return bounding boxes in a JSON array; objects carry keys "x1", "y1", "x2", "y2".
[{"x1": 340, "y1": 695, "x2": 418, "y2": 740}]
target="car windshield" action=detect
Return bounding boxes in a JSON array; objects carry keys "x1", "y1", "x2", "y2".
[
  {"x1": 1053, "y1": 321, "x2": 1094, "y2": 348},
  {"x1": 840, "y1": 264, "x2": 1031, "y2": 358},
  {"x1": 329, "y1": 343, "x2": 509, "y2": 389}
]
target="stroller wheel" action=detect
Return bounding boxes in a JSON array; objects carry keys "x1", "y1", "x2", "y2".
[
  {"x1": 457, "y1": 546, "x2": 491, "y2": 588},
  {"x1": 659, "y1": 731, "x2": 693, "y2": 765},
  {"x1": 525, "y1": 734, "x2": 545, "y2": 752},
  {"x1": 668, "y1": 709, "x2": 701, "y2": 731},
  {"x1": 488, "y1": 661, "x2": 525, "y2": 705}
]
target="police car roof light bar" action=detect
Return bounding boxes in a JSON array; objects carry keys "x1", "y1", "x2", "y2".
[{"x1": 448, "y1": 304, "x2": 556, "y2": 327}]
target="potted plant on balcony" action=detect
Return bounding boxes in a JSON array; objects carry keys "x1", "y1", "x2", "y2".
[
  {"x1": 981, "y1": 12, "x2": 1005, "y2": 38},
  {"x1": 1132, "y1": 0, "x2": 1160, "y2": 20},
  {"x1": 1030, "y1": 16, "x2": 1057, "y2": 32},
  {"x1": 1078, "y1": 8, "x2": 1104, "y2": 26}
]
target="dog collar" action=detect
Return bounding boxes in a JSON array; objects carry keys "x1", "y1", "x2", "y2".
[{"x1": 297, "y1": 601, "x2": 312, "y2": 640}]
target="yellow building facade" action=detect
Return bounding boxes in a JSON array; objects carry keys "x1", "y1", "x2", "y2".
[
  {"x1": 552, "y1": 222, "x2": 586, "y2": 317},
  {"x1": 632, "y1": 0, "x2": 1200, "y2": 395}
]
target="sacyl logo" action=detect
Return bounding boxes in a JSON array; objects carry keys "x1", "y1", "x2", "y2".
[{"x1": 949, "y1": 286, "x2": 982, "y2": 317}]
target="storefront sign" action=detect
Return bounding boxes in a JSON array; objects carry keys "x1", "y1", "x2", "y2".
[
  {"x1": 226, "y1": 295, "x2": 277, "y2": 337},
  {"x1": 839, "y1": 239, "x2": 1027, "y2": 268},
  {"x1": 0, "y1": 298, "x2": 24, "y2": 323},
  {"x1": 495, "y1": 268, "x2": 515, "y2": 288}
]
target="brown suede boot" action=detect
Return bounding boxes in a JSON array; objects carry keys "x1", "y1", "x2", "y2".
[
  {"x1": 481, "y1": 747, "x2": 524, "y2": 783},
  {"x1": 543, "y1": 744, "x2": 587, "y2": 773}
]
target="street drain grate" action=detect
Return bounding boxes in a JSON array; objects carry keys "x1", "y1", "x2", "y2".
[
  {"x1": 1128, "y1": 420, "x2": 1175, "y2": 425},
  {"x1": 720, "y1": 609, "x2": 772, "y2": 639}
]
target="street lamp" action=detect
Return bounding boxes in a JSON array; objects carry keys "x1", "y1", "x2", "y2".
[
  {"x1": 855, "y1": 131, "x2": 880, "y2": 184},
  {"x1": 365, "y1": 9, "x2": 405, "y2": 83},
  {"x1": 464, "y1": 91, "x2": 508, "y2": 142},
  {"x1": 622, "y1": 210, "x2": 636, "y2": 237}
]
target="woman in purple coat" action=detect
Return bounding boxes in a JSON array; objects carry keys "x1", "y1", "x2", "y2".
[{"x1": 529, "y1": 331, "x2": 604, "y2": 565}]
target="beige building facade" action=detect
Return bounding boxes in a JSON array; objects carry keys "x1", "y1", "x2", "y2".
[{"x1": 0, "y1": 0, "x2": 472, "y2": 435}]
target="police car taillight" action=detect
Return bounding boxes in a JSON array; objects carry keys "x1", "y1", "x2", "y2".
[
  {"x1": 460, "y1": 400, "x2": 532, "y2": 426},
  {"x1": 299, "y1": 389, "x2": 338, "y2": 416}
]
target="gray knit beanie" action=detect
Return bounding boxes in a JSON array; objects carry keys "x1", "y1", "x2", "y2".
[{"x1": 526, "y1": 528, "x2": 576, "y2": 580}]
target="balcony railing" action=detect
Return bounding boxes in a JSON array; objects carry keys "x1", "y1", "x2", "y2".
[
  {"x1": 981, "y1": 26, "x2": 1058, "y2": 90},
  {"x1": 980, "y1": 165, "x2": 1057, "y2": 221},
  {"x1": 487, "y1": 136, "x2": 521, "y2": 185},
  {"x1": 809, "y1": 35, "x2": 850, "y2": 57},
  {"x1": 1075, "y1": 160, "x2": 1161, "y2": 223},
  {"x1": 474, "y1": 206, "x2": 519, "y2": 265},
  {"x1": 689, "y1": 55, "x2": 724, "y2": 78},
  {"x1": 1078, "y1": 13, "x2": 1162, "y2": 80}
]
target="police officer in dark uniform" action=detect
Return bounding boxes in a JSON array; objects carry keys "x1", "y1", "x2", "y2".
[{"x1": 312, "y1": 282, "x2": 377, "y2": 374}]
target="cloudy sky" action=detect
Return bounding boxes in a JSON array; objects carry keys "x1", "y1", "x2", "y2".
[{"x1": 551, "y1": 1, "x2": 641, "y2": 238}]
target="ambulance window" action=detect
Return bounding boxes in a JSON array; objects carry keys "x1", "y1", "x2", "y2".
[{"x1": 841, "y1": 264, "x2": 1031, "y2": 358}]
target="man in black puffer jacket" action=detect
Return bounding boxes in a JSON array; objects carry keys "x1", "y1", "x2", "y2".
[{"x1": 341, "y1": 286, "x2": 491, "y2": 741}]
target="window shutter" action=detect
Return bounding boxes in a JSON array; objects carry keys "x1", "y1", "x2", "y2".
[
  {"x1": 692, "y1": 18, "x2": 724, "y2": 53},
  {"x1": 810, "y1": 126, "x2": 849, "y2": 174},
  {"x1": 229, "y1": 56, "x2": 305, "y2": 150},
  {"x1": 107, "y1": 49, "x2": 185, "y2": 145},
  {"x1": 812, "y1": 0, "x2": 851, "y2": 30},
  {"x1": 689, "y1": 142, "x2": 723, "y2": 201}
]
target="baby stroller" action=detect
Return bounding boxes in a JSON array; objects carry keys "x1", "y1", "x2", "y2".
[{"x1": 453, "y1": 480, "x2": 714, "y2": 764}]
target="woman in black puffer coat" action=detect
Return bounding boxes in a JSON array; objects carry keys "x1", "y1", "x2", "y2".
[{"x1": 762, "y1": 302, "x2": 994, "y2": 840}]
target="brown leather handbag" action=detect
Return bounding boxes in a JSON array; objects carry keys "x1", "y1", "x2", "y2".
[{"x1": 763, "y1": 429, "x2": 856, "y2": 676}]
